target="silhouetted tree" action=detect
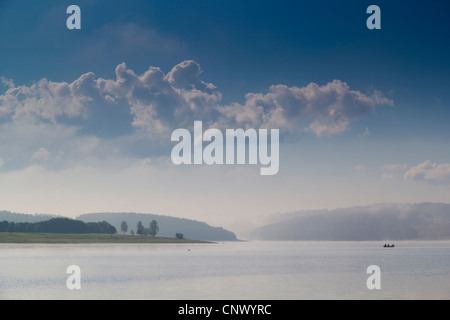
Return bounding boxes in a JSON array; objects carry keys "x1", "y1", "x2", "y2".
[
  {"x1": 120, "y1": 221, "x2": 128, "y2": 234},
  {"x1": 149, "y1": 220, "x2": 159, "y2": 237},
  {"x1": 0, "y1": 221, "x2": 9, "y2": 232},
  {"x1": 175, "y1": 233, "x2": 184, "y2": 239},
  {"x1": 136, "y1": 221, "x2": 144, "y2": 235}
]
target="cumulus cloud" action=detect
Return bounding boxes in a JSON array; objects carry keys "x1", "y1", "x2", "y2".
[
  {"x1": 1, "y1": 77, "x2": 15, "y2": 89},
  {"x1": 404, "y1": 161, "x2": 450, "y2": 184},
  {"x1": 0, "y1": 60, "x2": 223, "y2": 138},
  {"x1": 0, "y1": 60, "x2": 393, "y2": 138},
  {"x1": 97, "y1": 60, "x2": 222, "y2": 136},
  {"x1": 219, "y1": 80, "x2": 393, "y2": 136},
  {"x1": 0, "y1": 60, "x2": 395, "y2": 171},
  {"x1": 0, "y1": 76, "x2": 93, "y2": 123}
]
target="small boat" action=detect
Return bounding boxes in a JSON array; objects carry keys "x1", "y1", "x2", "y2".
[{"x1": 383, "y1": 244, "x2": 395, "y2": 248}]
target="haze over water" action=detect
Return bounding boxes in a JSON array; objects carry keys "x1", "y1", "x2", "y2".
[{"x1": 1, "y1": 241, "x2": 449, "y2": 300}]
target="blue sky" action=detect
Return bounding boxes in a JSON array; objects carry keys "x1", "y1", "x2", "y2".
[{"x1": 0, "y1": 0, "x2": 449, "y2": 236}]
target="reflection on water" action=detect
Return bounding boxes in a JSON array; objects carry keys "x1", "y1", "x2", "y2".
[{"x1": 1, "y1": 241, "x2": 450, "y2": 299}]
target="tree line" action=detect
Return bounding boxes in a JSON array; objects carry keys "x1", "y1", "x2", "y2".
[
  {"x1": 120, "y1": 220, "x2": 160, "y2": 237},
  {"x1": 0, "y1": 217, "x2": 117, "y2": 234},
  {"x1": 77, "y1": 212, "x2": 237, "y2": 241},
  {"x1": 119, "y1": 220, "x2": 183, "y2": 239}
]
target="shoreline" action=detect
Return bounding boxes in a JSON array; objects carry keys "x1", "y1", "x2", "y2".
[{"x1": 0, "y1": 232, "x2": 213, "y2": 244}]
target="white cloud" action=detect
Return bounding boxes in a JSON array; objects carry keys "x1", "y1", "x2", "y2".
[
  {"x1": 219, "y1": 80, "x2": 393, "y2": 136},
  {"x1": 404, "y1": 161, "x2": 450, "y2": 184},
  {"x1": 0, "y1": 76, "x2": 92, "y2": 123},
  {"x1": 1, "y1": 61, "x2": 392, "y2": 138},
  {"x1": 31, "y1": 147, "x2": 50, "y2": 162},
  {"x1": 1, "y1": 77, "x2": 15, "y2": 89},
  {"x1": 0, "y1": 60, "x2": 395, "y2": 173},
  {"x1": 96, "y1": 60, "x2": 222, "y2": 136}
]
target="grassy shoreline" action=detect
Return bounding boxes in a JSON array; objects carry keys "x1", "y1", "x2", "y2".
[{"x1": 0, "y1": 232, "x2": 212, "y2": 244}]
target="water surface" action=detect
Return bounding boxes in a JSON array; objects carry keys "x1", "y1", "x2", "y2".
[{"x1": 1, "y1": 241, "x2": 449, "y2": 299}]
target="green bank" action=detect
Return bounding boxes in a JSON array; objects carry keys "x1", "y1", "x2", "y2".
[{"x1": 0, "y1": 232, "x2": 211, "y2": 244}]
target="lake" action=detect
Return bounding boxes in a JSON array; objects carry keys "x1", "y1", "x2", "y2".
[{"x1": 1, "y1": 240, "x2": 449, "y2": 300}]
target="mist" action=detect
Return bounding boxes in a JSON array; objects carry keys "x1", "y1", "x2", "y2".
[{"x1": 251, "y1": 203, "x2": 450, "y2": 241}]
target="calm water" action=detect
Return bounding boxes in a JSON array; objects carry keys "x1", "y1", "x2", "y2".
[{"x1": 1, "y1": 240, "x2": 449, "y2": 300}]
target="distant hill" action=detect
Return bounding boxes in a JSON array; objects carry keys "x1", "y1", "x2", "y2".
[
  {"x1": 251, "y1": 203, "x2": 450, "y2": 241},
  {"x1": 0, "y1": 210, "x2": 237, "y2": 241},
  {"x1": 77, "y1": 212, "x2": 237, "y2": 241},
  {"x1": 0, "y1": 211, "x2": 59, "y2": 223}
]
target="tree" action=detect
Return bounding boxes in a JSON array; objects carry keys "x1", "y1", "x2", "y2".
[
  {"x1": 102, "y1": 221, "x2": 117, "y2": 235},
  {"x1": 120, "y1": 221, "x2": 128, "y2": 234},
  {"x1": 175, "y1": 233, "x2": 184, "y2": 239},
  {"x1": 0, "y1": 221, "x2": 10, "y2": 232},
  {"x1": 149, "y1": 220, "x2": 159, "y2": 237},
  {"x1": 136, "y1": 221, "x2": 144, "y2": 235}
]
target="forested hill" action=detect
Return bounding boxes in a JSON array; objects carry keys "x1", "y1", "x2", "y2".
[
  {"x1": 0, "y1": 211, "x2": 237, "y2": 241},
  {"x1": 0, "y1": 211, "x2": 58, "y2": 223},
  {"x1": 251, "y1": 203, "x2": 450, "y2": 241},
  {"x1": 0, "y1": 217, "x2": 116, "y2": 234},
  {"x1": 77, "y1": 212, "x2": 237, "y2": 241}
]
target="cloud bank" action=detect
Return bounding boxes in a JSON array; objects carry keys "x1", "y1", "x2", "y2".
[
  {"x1": 0, "y1": 60, "x2": 393, "y2": 134},
  {"x1": 0, "y1": 60, "x2": 393, "y2": 170},
  {"x1": 220, "y1": 81, "x2": 393, "y2": 136}
]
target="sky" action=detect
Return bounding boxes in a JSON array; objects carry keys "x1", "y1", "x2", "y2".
[{"x1": 0, "y1": 0, "x2": 449, "y2": 237}]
